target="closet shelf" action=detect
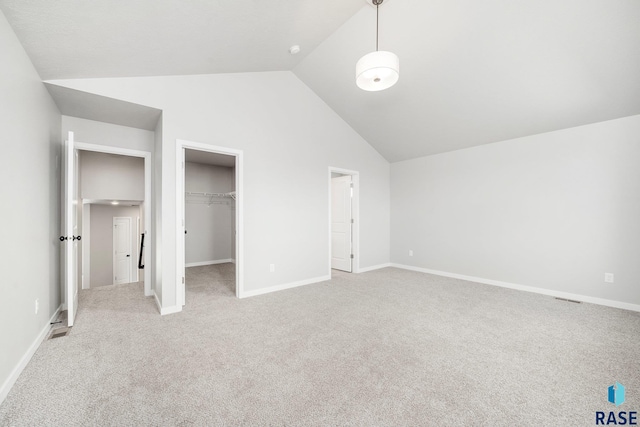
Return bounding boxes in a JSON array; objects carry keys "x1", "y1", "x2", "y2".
[
  {"x1": 186, "y1": 200, "x2": 228, "y2": 206},
  {"x1": 185, "y1": 191, "x2": 236, "y2": 199}
]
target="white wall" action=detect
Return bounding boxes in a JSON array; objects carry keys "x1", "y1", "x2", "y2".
[
  {"x1": 391, "y1": 115, "x2": 640, "y2": 306},
  {"x1": 79, "y1": 150, "x2": 144, "y2": 201},
  {"x1": 0, "y1": 10, "x2": 61, "y2": 402},
  {"x1": 62, "y1": 115, "x2": 154, "y2": 152},
  {"x1": 89, "y1": 205, "x2": 141, "y2": 287},
  {"x1": 185, "y1": 162, "x2": 234, "y2": 265},
  {"x1": 51, "y1": 72, "x2": 391, "y2": 310}
]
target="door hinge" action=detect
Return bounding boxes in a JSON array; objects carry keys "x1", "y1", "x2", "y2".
[
  {"x1": 182, "y1": 277, "x2": 185, "y2": 284},
  {"x1": 350, "y1": 254, "x2": 354, "y2": 259},
  {"x1": 350, "y1": 183, "x2": 353, "y2": 188},
  {"x1": 351, "y1": 219, "x2": 354, "y2": 223}
]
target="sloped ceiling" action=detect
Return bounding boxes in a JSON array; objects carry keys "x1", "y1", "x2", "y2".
[
  {"x1": 0, "y1": 0, "x2": 363, "y2": 79},
  {"x1": 45, "y1": 84, "x2": 161, "y2": 131},
  {"x1": 3, "y1": 0, "x2": 640, "y2": 162},
  {"x1": 294, "y1": 0, "x2": 640, "y2": 161}
]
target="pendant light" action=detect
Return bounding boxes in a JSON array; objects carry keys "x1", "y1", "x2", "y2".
[{"x1": 356, "y1": 0, "x2": 399, "y2": 91}]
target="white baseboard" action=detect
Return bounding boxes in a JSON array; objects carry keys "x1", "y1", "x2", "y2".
[
  {"x1": 240, "y1": 275, "x2": 331, "y2": 299},
  {"x1": 160, "y1": 305, "x2": 182, "y2": 315},
  {"x1": 391, "y1": 263, "x2": 640, "y2": 313},
  {"x1": 185, "y1": 259, "x2": 233, "y2": 268},
  {"x1": 358, "y1": 263, "x2": 391, "y2": 273},
  {"x1": 154, "y1": 292, "x2": 161, "y2": 312},
  {"x1": 154, "y1": 292, "x2": 182, "y2": 315},
  {"x1": 0, "y1": 305, "x2": 62, "y2": 405}
]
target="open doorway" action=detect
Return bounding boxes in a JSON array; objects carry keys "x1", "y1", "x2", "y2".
[
  {"x1": 77, "y1": 149, "x2": 148, "y2": 291},
  {"x1": 176, "y1": 140, "x2": 243, "y2": 305},
  {"x1": 82, "y1": 202, "x2": 143, "y2": 288},
  {"x1": 62, "y1": 133, "x2": 152, "y2": 327},
  {"x1": 329, "y1": 167, "x2": 360, "y2": 276}
]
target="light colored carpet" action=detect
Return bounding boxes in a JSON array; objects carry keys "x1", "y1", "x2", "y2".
[{"x1": 1, "y1": 265, "x2": 638, "y2": 426}]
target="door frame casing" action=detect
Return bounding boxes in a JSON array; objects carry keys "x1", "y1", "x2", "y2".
[
  {"x1": 175, "y1": 139, "x2": 244, "y2": 303},
  {"x1": 74, "y1": 141, "x2": 152, "y2": 296},
  {"x1": 328, "y1": 167, "x2": 360, "y2": 275}
]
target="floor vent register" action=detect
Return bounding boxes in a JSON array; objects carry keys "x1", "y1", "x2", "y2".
[{"x1": 49, "y1": 327, "x2": 71, "y2": 339}]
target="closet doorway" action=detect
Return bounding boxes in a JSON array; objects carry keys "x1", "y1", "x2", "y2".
[{"x1": 176, "y1": 140, "x2": 243, "y2": 305}]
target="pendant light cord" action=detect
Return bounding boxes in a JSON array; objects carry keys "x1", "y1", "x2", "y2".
[{"x1": 376, "y1": 2, "x2": 379, "y2": 51}]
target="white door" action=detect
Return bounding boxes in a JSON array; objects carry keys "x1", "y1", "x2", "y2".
[
  {"x1": 113, "y1": 217, "x2": 132, "y2": 285},
  {"x1": 331, "y1": 175, "x2": 353, "y2": 272},
  {"x1": 62, "y1": 132, "x2": 80, "y2": 326}
]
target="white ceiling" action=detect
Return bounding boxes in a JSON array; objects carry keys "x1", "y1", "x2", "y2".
[
  {"x1": 45, "y1": 84, "x2": 161, "y2": 131},
  {"x1": 295, "y1": 0, "x2": 640, "y2": 161},
  {"x1": 3, "y1": 0, "x2": 640, "y2": 162},
  {"x1": 0, "y1": 0, "x2": 363, "y2": 79}
]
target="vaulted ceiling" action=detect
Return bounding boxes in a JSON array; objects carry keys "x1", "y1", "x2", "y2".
[
  {"x1": 0, "y1": 0, "x2": 363, "y2": 79},
  {"x1": 3, "y1": 0, "x2": 640, "y2": 162}
]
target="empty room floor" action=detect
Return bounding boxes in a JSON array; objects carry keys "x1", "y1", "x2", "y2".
[{"x1": 0, "y1": 268, "x2": 638, "y2": 425}]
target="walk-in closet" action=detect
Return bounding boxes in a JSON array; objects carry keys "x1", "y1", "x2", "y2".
[{"x1": 184, "y1": 149, "x2": 236, "y2": 299}]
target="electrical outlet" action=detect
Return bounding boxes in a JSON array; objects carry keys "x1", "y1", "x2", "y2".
[
  {"x1": 604, "y1": 273, "x2": 614, "y2": 283},
  {"x1": 409, "y1": 250, "x2": 413, "y2": 256},
  {"x1": 270, "y1": 264, "x2": 275, "y2": 273},
  {"x1": 35, "y1": 299, "x2": 39, "y2": 314}
]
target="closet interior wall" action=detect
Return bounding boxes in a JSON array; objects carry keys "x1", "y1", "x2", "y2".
[{"x1": 185, "y1": 161, "x2": 235, "y2": 266}]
